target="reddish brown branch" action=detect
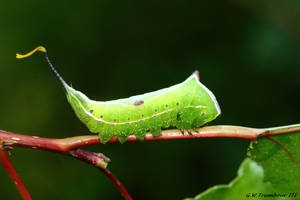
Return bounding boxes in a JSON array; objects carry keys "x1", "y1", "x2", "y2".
[
  {"x1": 0, "y1": 126, "x2": 264, "y2": 152},
  {"x1": 70, "y1": 149, "x2": 132, "y2": 200},
  {"x1": 1, "y1": 125, "x2": 299, "y2": 152},
  {"x1": 0, "y1": 145, "x2": 32, "y2": 200}
]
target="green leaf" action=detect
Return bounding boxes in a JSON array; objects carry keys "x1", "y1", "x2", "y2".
[
  {"x1": 185, "y1": 158, "x2": 278, "y2": 200},
  {"x1": 248, "y1": 131, "x2": 300, "y2": 194},
  {"x1": 186, "y1": 125, "x2": 300, "y2": 200}
]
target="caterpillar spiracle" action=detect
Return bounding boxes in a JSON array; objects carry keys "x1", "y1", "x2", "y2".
[{"x1": 16, "y1": 46, "x2": 221, "y2": 143}]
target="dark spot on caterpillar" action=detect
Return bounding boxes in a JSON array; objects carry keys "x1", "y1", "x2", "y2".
[
  {"x1": 177, "y1": 113, "x2": 181, "y2": 120},
  {"x1": 142, "y1": 114, "x2": 144, "y2": 117},
  {"x1": 134, "y1": 100, "x2": 144, "y2": 106},
  {"x1": 155, "y1": 109, "x2": 157, "y2": 112},
  {"x1": 176, "y1": 102, "x2": 179, "y2": 106},
  {"x1": 114, "y1": 119, "x2": 116, "y2": 122},
  {"x1": 100, "y1": 115, "x2": 103, "y2": 118},
  {"x1": 201, "y1": 113, "x2": 206, "y2": 117},
  {"x1": 165, "y1": 104, "x2": 168, "y2": 107},
  {"x1": 90, "y1": 110, "x2": 94, "y2": 113},
  {"x1": 128, "y1": 118, "x2": 130, "y2": 120}
]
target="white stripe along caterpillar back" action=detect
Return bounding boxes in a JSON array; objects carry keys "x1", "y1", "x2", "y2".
[{"x1": 16, "y1": 46, "x2": 221, "y2": 143}]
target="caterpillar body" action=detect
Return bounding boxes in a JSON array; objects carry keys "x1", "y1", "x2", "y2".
[{"x1": 17, "y1": 46, "x2": 221, "y2": 143}]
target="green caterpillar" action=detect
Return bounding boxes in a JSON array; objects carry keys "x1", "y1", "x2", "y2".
[{"x1": 17, "y1": 46, "x2": 221, "y2": 143}]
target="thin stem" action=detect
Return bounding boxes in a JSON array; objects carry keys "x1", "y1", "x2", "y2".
[
  {"x1": 0, "y1": 145, "x2": 32, "y2": 200},
  {"x1": 99, "y1": 168, "x2": 132, "y2": 200},
  {"x1": 70, "y1": 149, "x2": 132, "y2": 200},
  {"x1": 1, "y1": 125, "x2": 299, "y2": 152}
]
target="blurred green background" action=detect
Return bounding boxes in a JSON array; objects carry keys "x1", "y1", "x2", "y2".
[{"x1": 0, "y1": 1, "x2": 299, "y2": 199}]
